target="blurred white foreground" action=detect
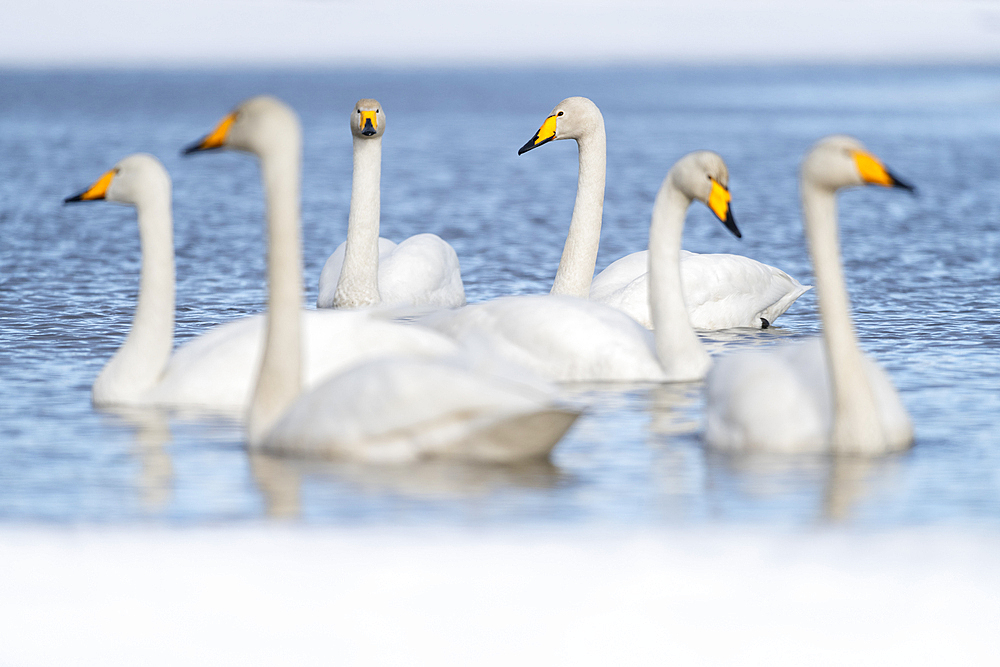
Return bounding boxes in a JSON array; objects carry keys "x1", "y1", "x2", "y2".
[{"x1": 1, "y1": 527, "x2": 997, "y2": 666}]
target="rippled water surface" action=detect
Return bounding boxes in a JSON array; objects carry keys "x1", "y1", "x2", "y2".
[{"x1": 1, "y1": 66, "x2": 998, "y2": 525}]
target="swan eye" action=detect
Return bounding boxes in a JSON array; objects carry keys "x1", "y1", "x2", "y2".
[{"x1": 557, "y1": 111, "x2": 564, "y2": 116}]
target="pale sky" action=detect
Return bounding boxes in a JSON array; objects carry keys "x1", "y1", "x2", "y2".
[{"x1": 3, "y1": 0, "x2": 1000, "y2": 66}]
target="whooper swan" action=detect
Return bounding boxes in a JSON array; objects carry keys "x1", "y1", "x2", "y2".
[
  {"x1": 316, "y1": 99, "x2": 465, "y2": 310},
  {"x1": 519, "y1": 96, "x2": 809, "y2": 330},
  {"x1": 704, "y1": 135, "x2": 914, "y2": 455}
]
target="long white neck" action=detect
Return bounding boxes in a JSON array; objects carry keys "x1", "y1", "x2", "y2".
[
  {"x1": 550, "y1": 121, "x2": 606, "y2": 298},
  {"x1": 248, "y1": 135, "x2": 304, "y2": 443},
  {"x1": 93, "y1": 193, "x2": 175, "y2": 404},
  {"x1": 334, "y1": 136, "x2": 382, "y2": 308},
  {"x1": 801, "y1": 180, "x2": 885, "y2": 451},
  {"x1": 648, "y1": 176, "x2": 710, "y2": 381}
]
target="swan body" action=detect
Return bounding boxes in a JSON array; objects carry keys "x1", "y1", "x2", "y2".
[
  {"x1": 705, "y1": 136, "x2": 914, "y2": 455},
  {"x1": 316, "y1": 99, "x2": 465, "y2": 310},
  {"x1": 187, "y1": 95, "x2": 578, "y2": 460},
  {"x1": 423, "y1": 295, "x2": 665, "y2": 382},
  {"x1": 520, "y1": 96, "x2": 807, "y2": 330},
  {"x1": 425, "y1": 151, "x2": 738, "y2": 384},
  {"x1": 318, "y1": 234, "x2": 464, "y2": 309},
  {"x1": 263, "y1": 357, "x2": 580, "y2": 463},
  {"x1": 590, "y1": 250, "x2": 811, "y2": 330},
  {"x1": 146, "y1": 309, "x2": 458, "y2": 411},
  {"x1": 705, "y1": 338, "x2": 911, "y2": 453}
]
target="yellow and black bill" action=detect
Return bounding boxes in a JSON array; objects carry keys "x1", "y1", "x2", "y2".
[
  {"x1": 707, "y1": 179, "x2": 741, "y2": 238},
  {"x1": 359, "y1": 109, "x2": 378, "y2": 136},
  {"x1": 64, "y1": 168, "x2": 116, "y2": 203},
  {"x1": 853, "y1": 151, "x2": 915, "y2": 192},
  {"x1": 183, "y1": 112, "x2": 236, "y2": 155},
  {"x1": 518, "y1": 114, "x2": 558, "y2": 155}
]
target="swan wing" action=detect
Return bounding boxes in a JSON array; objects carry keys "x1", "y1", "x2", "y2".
[
  {"x1": 262, "y1": 357, "x2": 580, "y2": 463},
  {"x1": 705, "y1": 338, "x2": 829, "y2": 453},
  {"x1": 590, "y1": 251, "x2": 653, "y2": 328},
  {"x1": 151, "y1": 315, "x2": 266, "y2": 411},
  {"x1": 683, "y1": 253, "x2": 811, "y2": 329},
  {"x1": 423, "y1": 295, "x2": 664, "y2": 382},
  {"x1": 377, "y1": 233, "x2": 466, "y2": 308},
  {"x1": 318, "y1": 235, "x2": 465, "y2": 309},
  {"x1": 591, "y1": 250, "x2": 809, "y2": 331},
  {"x1": 149, "y1": 310, "x2": 458, "y2": 412}
]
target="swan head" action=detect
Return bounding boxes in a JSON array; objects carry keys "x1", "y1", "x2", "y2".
[
  {"x1": 350, "y1": 99, "x2": 385, "y2": 140},
  {"x1": 518, "y1": 96, "x2": 603, "y2": 154},
  {"x1": 802, "y1": 135, "x2": 914, "y2": 193},
  {"x1": 667, "y1": 151, "x2": 741, "y2": 238},
  {"x1": 183, "y1": 95, "x2": 301, "y2": 158},
  {"x1": 64, "y1": 153, "x2": 170, "y2": 209}
]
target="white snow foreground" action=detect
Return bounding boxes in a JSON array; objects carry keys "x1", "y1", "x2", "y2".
[{"x1": 0, "y1": 527, "x2": 997, "y2": 666}]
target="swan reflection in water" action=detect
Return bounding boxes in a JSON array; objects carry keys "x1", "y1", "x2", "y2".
[
  {"x1": 698, "y1": 324, "x2": 805, "y2": 358},
  {"x1": 701, "y1": 450, "x2": 905, "y2": 522},
  {"x1": 99, "y1": 406, "x2": 174, "y2": 512},
  {"x1": 249, "y1": 451, "x2": 568, "y2": 519}
]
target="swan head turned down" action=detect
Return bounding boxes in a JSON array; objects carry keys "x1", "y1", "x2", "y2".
[
  {"x1": 518, "y1": 96, "x2": 603, "y2": 154},
  {"x1": 350, "y1": 98, "x2": 385, "y2": 140},
  {"x1": 64, "y1": 153, "x2": 170, "y2": 209},
  {"x1": 802, "y1": 135, "x2": 914, "y2": 194},
  {"x1": 183, "y1": 95, "x2": 301, "y2": 158},
  {"x1": 668, "y1": 150, "x2": 741, "y2": 239}
]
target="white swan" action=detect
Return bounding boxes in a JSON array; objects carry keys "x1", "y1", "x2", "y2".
[
  {"x1": 182, "y1": 97, "x2": 579, "y2": 461},
  {"x1": 423, "y1": 150, "x2": 737, "y2": 383},
  {"x1": 519, "y1": 96, "x2": 809, "y2": 330},
  {"x1": 704, "y1": 136, "x2": 914, "y2": 455},
  {"x1": 66, "y1": 103, "x2": 457, "y2": 412},
  {"x1": 316, "y1": 99, "x2": 465, "y2": 310}
]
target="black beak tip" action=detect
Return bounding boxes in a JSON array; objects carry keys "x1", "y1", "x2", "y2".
[
  {"x1": 889, "y1": 172, "x2": 916, "y2": 194},
  {"x1": 182, "y1": 137, "x2": 209, "y2": 156},
  {"x1": 64, "y1": 192, "x2": 85, "y2": 204},
  {"x1": 724, "y1": 209, "x2": 742, "y2": 239}
]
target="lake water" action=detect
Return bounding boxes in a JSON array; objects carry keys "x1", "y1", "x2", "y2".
[{"x1": 1, "y1": 65, "x2": 998, "y2": 526}]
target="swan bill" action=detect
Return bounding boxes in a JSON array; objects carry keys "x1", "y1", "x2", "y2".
[
  {"x1": 708, "y1": 179, "x2": 741, "y2": 238},
  {"x1": 359, "y1": 110, "x2": 378, "y2": 136},
  {"x1": 64, "y1": 168, "x2": 116, "y2": 203},
  {"x1": 518, "y1": 115, "x2": 557, "y2": 155},
  {"x1": 853, "y1": 150, "x2": 915, "y2": 192},
  {"x1": 183, "y1": 112, "x2": 236, "y2": 154}
]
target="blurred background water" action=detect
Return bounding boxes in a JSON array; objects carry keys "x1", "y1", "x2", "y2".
[{"x1": 0, "y1": 65, "x2": 998, "y2": 525}]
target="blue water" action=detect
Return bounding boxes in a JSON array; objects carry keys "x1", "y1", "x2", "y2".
[{"x1": 1, "y1": 65, "x2": 998, "y2": 525}]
